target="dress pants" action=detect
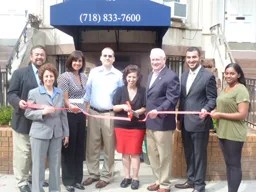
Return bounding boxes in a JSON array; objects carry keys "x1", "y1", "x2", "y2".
[
  {"x1": 62, "y1": 112, "x2": 86, "y2": 186},
  {"x1": 13, "y1": 130, "x2": 32, "y2": 187},
  {"x1": 181, "y1": 129, "x2": 209, "y2": 192},
  {"x1": 86, "y1": 109, "x2": 115, "y2": 182},
  {"x1": 146, "y1": 129, "x2": 173, "y2": 189},
  {"x1": 30, "y1": 137, "x2": 62, "y2": 192}
]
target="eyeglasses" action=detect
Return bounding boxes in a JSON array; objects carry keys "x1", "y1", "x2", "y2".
[{"x1": 102, "y1": 54, "x2": 113, "y2": 58}]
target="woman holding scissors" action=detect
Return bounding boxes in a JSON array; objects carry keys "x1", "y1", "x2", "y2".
[{"x1": 112, "y1": 64, "x2": 146, "y2": 190}]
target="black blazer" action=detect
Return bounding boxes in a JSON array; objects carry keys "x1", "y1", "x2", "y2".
[
  {"x1": 179, "y1": 67, "x2": 217, "y2": 132},
  {"x1": 7, "y1": 64, "x2": 38, "y2": 134},
  {"x1": 146, "y1": 67, "x2": 180, "y2": 131}
]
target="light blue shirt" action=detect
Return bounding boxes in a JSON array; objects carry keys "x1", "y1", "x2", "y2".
[
  {"x1": 84, "y1": 65, "x2": 123, "y2": 110},
  {"x1": 31, "y1": 64, "x2": 41, "y2": 86},
  {"x1": 39, "y1": 85, "x2": 61, "y2": 104}
]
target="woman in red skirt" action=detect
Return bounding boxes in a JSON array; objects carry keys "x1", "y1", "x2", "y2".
[{"x1": 113, "y1": 65, "x2": 146, "y2": 190}]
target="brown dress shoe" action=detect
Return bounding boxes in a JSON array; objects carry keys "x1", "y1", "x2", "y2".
[
  {"x1": 95, "y1": 180, "x2": 109, "y2": 188},
  {"x1": 147, "y1": 183, "x2": 160, "y2": 191},
  {"x1": 157, "y1": 188, "x2": 170, "y2": 192},
  {"x1": 174, "y1": 181, "x2": 194, "y2": 189},
  {"x1": 82, "y1": 177, "x2": 99, "y2": 186}
]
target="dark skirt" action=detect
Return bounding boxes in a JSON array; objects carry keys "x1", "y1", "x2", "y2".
[{"x1": 115, "y1": 127, "x2": 145, "y2": 155}]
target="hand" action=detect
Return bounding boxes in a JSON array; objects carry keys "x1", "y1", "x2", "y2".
[
  {"x1": 199, "y1": 108, "x2": 208, "y2": 119},
  {"x1": 63, "y1": 137, "x2": 69, "y2": 148},
  {"x1": 210, "y1": 110, "x2": 221, "y2": 119},
  {"x1": 69, "y1": 104, "x2": 80, "y2": 113},
  {"x1": 148, "y1": 109, "x2": 158, "y2": 119},
  {"x1": 19, "y1": 100, "x2": 27, "y2": 109},
  {"x1": 42, "y1": 106, "x2": 55, "y2": 115},
  {"x1": 122, "y1": 104, "x2": 130, "y2": 112}
]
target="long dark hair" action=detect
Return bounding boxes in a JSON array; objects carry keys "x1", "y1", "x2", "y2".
[{"x1": 225, "y1": 63, "x2": 246, "y2": 86}]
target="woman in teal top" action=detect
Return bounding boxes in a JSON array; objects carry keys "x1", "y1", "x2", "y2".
[{"x1": 211, "y1": 63, "x2": 250, "y2": 192}]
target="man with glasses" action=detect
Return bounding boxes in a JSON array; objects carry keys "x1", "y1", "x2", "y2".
[{"x1": 83, "y1": 47, "x2": 123, "y2": 189}]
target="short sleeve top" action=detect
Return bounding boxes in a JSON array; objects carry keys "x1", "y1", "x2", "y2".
[
  {"x1": 57, "y1": 72, "x2": 87, "y2": 112},
  {"x1": 216, "y1": 84, "x2": 250, "y2": 142}
]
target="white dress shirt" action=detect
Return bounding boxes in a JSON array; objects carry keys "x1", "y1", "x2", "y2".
[{"x1": 186, "y1": 65, "x2": 201, "y2": 94}]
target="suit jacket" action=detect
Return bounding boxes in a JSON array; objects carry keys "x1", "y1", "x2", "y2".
[
  {"x1": 24, "y1": 87, "x2": 69, "y2": 139},
  {"x1": 179, "y1": 66, "x2": 217, "y2": 132},
  {"x1": 146, "y1": 67, "x2": 180, "y2": 131},
  {"x1": 7, "y1": 64, "x2": 38, "y2": 134}
]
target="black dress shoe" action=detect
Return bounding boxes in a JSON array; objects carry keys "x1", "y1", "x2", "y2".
[
  {"x1": 73, "y1": 183, "x2": 85, "y2": 190},
  {"x1": 120, "y1": 178, "x2": 132, "y2": 188},
  {"x1": 65, "y1": 185, "x2": 75, "y2": 192},
  {"x1": 131, "y1": 180, "x2": 140, "y2": 190},
  {"x1": 19, "y1": 185, "x2": 31, "y2": 192},
  {"x1": 42, "y1": 181, "x2": 49, "y2": 187},
  {"x1": 175, "y1": 181, "x2": 194, "y2": 189}
]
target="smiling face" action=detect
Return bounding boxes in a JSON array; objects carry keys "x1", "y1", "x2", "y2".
[
  {"x1": 100, "y1": 48, "x2": 115, "y2": 68},
  {"x1": 224, "y1": 66, "x2": 240, "y2": 86},
  {"x1": 42, "y1": 70, "x2": 55, "y2": 88},
  {"x1": 185, "y1": 50, "x2": 200, "y2": 71},
  {"x1": 126, "y1": 72, "x2": 138, "y2": 88},
  {"x1": 30, "y1": 48, "x2": 46, "y2": 68},
  {"x1": 71, "y1": 57, "x2": 83, "y2": 72}
]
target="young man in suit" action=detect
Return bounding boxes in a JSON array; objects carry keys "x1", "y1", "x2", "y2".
[
  {"x1": 175, "y1": 47, "x2": 217, "y2": 192},
  {"x1": 7, "y1": 45, "x2": 47, "y2": 192},
  {"x1": 146, "y1": 48, "x2": 180, "y2": 192}
]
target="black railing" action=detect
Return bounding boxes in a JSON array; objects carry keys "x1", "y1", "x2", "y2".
[
  {"x1": 0, "y1": 69, "x2": 7, "y2": 106},
  {"x1": 246, "y1": 78, "x2": 256, "y2": 128},
  {"x1": 167, "y1": 56, "x2": 185, "y2": 78}
]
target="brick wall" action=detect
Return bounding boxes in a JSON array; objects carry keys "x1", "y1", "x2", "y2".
[
  {"x1": 172, "y1": 130, "x2": 256, "y2": 180},
  {"x1": 1, "y1": 126, "x2": 256, "y2": 180},
  {"x1": 0, "y1": 127, "x2": 13, "y2": 174}
]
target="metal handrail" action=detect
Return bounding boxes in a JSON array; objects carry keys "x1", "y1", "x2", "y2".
[
  {"x1": 6, "y1": 21, "x2": 29, "y2": 74},
  {"x1": 6, "y1": 14, "x2": 42, "y2": 75},
  {"x1": 209, "y1": 23, "x2": 235, "y2": 64}
]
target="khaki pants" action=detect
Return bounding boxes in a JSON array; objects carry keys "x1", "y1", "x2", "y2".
[
  {"x1": 13, "y1": 130, "x2": 32, "y2": 187},
  {"x1": 86, "y1": 109, "x2": 115, "y2": 182},
  {"x1": 146, "y1": 129, "x2": 173, "y2": 189}
]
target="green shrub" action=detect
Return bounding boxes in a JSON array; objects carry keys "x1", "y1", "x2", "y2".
[{"x1": 0, "y1": 106, "x2": 13, "y2": 126}]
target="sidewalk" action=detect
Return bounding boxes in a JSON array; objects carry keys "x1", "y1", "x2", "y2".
[{"x1": 1, "y1": 160, "x2": 256, "y2": 192}]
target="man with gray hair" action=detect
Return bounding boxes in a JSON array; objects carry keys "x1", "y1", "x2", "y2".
[{"x1": 146, "y1": 48, "x2": 180, "y2": 192}]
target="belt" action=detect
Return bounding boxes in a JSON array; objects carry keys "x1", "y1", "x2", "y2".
[{"x1": 90, "y1": 106, "x2": 113, "y2": 113}]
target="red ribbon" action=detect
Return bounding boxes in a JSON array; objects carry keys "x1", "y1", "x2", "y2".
[
  {"x1": 26, "y1": 103, "x2": 131, "y2": 121},
  {"x1": 26, "y1": 103, "x2": 208, "y2": 122}
]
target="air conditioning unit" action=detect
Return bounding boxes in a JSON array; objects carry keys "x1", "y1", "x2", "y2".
[{"x1": 164, "y1": 1, "x2": 187, "y2": 19}]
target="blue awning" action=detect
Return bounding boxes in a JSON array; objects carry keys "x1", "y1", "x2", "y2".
[{"x1": 50, "y1": 0, "x2": 171, "y2": 28}]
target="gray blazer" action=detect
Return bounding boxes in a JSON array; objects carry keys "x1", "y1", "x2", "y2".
[
  {"x1": 179, "y1": 67, "x2": 217, "y2": 132},
  {"x1": 25, "y1": 86, "x2": 69, "y2": 139}
]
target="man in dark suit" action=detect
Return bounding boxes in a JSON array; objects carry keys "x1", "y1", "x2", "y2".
[
  {"x1": 7, "y1": 45, "x2": 47, "y2": 192},
  {"x1": 146, "y1": 48, "x2": 180, "y2": 192},
  {"x1": 175, "y1": 47, "x2": 217, "y2": 192}
]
